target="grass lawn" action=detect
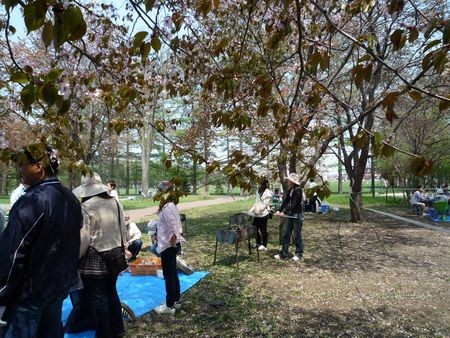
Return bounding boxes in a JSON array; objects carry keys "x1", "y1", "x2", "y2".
[
  {"x1": 126, "y1": 200, "x2": 450, "y2": 337},
  {"x1": 119, "y1": 194, "x2": 212, "y2": 211}
]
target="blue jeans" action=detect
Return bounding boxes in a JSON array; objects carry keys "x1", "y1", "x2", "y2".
[
  {"x1": 0, "y1": 292, "x2": 67, "y2": 338},
  {"x1": 280, "y1": 214, "x2": 304, "y2": 258}
]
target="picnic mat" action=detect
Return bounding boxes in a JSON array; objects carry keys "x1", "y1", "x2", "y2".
[{"x1": 62, "y1": 271, "x2": 209, "y2": 338}]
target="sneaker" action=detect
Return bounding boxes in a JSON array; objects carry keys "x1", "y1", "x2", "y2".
[
  {"x1": 258, "y1": 245, "x2": 267, "y2": 251},
  {"x1": 154, "y1": 304, "x2": 175, "y2": 314},
  {"x1": 274, "y1": 254, "x2": 283, "y2": 260},
  {"x1": 292, "y1": 254, "x2": 302, "y2": 261}
]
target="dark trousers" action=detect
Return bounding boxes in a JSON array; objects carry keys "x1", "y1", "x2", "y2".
[
  {"x1": 252, "y1": 216, "x2": 268, "y2": 247},
  {"x1": 161, "y1": 245, "x2": 180, "y2": 308},
  {"x1": 127, "y1": 239, "x2": 143, "y2": 261},
  {"x1": 0, "y1": 292, "x2": 67, "y2": 338},
  {"x1": 66, "y1": 274, "x2": 124, "y2": 338}
]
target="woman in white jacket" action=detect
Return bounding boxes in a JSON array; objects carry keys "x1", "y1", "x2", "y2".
[{"x1": 249, "y1": 179, "x2": 273, "y2": 251}]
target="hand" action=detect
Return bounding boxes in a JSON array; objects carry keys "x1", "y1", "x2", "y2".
[
  {"x1": 277, "y1": 212, "x2": 285, "y2": 217},
  {"x1": 125, "y1": 249, "x2": 132, "y2": 259},
  {"x1": 170, "y1": 234, "x2": 177, "y2": 247}
]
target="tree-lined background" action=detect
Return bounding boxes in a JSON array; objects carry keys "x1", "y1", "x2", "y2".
[{"x1": 0, "y1": 0, "x2": 449, "y2": 221}]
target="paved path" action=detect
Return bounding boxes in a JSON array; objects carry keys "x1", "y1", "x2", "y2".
[
  {"x1": 127, "y1": 195, "x2": 246, "y2": 222},
  {"x1": 365, "y1": 208, "x2": 450, "y2": 236}
]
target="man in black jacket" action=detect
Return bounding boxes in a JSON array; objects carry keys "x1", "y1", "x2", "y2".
[
  {"x1": 0, "y1": 143, "x2": 82, "y2": 338},
  {"x1": 274, "y1": 173, "x2": 304, "y2": 261}
]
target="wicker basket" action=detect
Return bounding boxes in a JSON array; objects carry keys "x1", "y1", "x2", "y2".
[{"x1": 129, "y1": 257, "x2": 162, "y2": 276}]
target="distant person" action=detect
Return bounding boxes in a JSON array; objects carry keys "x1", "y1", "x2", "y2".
[
  {"x1": 148, "y1": 220, "x2": 160, "y2": 257},
  {"x1": 0, "y1": 143, "x2": 82, "y2": 337},
  {"x1": 272, "y1": 188, "x2": 282, "y2": 212},
  {"x1": 274, "y1": 173, "x2": 304, "y2": 261},
  {"x1": 154, "y1": 181, "x2": 185, "y2": 314},
  {"x1": 432, "y1": 189, "x2": 448, "y2": 203},
  {"x1": 248, "y1": 179, "x2": 272, "y2": 251},
  {"x1": 124, "y1": 213, "x2": 142, "y2": 262},
  {"x1": 9, "y1": 178, "x2": 28, "y2": 208},
  {"x1": 0, "y1": 205, "x2": 5, "y2": 235},
  {"x1": 106, "y1": 179, "x2": 119, "y2": 201},
  {"x1": 442, "y1": 184, "x2": 449, "y2": 197},
  {"x1": 410, "y1": 186, "x2": 426, "y2": 215}
]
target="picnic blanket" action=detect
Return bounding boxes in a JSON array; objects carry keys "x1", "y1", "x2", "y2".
[{"x1": 63, "y1": 271, "x2": 209, "y2": 338}]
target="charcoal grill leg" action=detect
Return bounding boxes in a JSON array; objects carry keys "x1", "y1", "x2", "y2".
[
  {"x1": 213, "y1": 238, "x2": 218, "y2": 265},
  {"x1": 235, "y1": 240, "x2": 239, "y2": 268}
]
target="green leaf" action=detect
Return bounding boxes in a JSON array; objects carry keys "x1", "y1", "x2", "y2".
[
  {"x1": 432, "y1": 50, "x2": 447, "y2": 74},
  {"x1": 140, "y1": 42, "x2": 151, "y2": 64},
  {"x1": 44, "y1": 68, "x2": 63, "y2": 82},
  {"x1": 422, "y1": 51, "x2": 434, "y2": 71},
  {"x1": 408, "y1": 91, "x2": 422, "y2": 102},
  {"x1": 408, "y1": 27, "x2": 419, "y2": 43},
  {"x1": 381, "y1": 144, "x2": 395, "y2": 157},
  {"x1": 410, "y1": 157, "x2": 434, "y2": 176},
  {"x1": 20, "y1": 84, "x2": 36, "y2": 110},
  {"x1": 151, "y1": 35, "x2": 161, "y2": 52},
  {"x1": 57, "y1": 99, "x2": 71, "y2": 113},
  {"x1": 53, "y1": 14, "x2": 69, "y2": 50},
  {"x1": 10, "y1": 71, "x2": 29, "y2": 83},
  {"x1": 319, "y1": 53, "x2": 330, "y2": 71},
  {"x1": 381, "y1": 91, "x2": 401, "y2": 123},
  {"x1": 42, "y1": 83, "x2": 59, "y2": 107},
  {"x1": 423, "y1": 39, "x2": 440, "y2": 53},
  {"x1": 133, "y1": 31, "x2": 148, "y2": 50},
  {"x1": 387, "y1": 0, "x2": 404, "y2": 15},
  {"x1": 443, "y1": 20, "x2": 450, "y2": 44},
  {"x1": 145, "y1": 0, "x2": 155, "y2": 12},
  {"x1": 390, "y1": 29, "x2": 406, "y2": 51},
  {"x1": 164, "y1": 158, "x2": 172, "y2": 169},
  {"x1": 24, "y1": 1, "x2": 47, "y2": 33},
  {"x1": 62, "y1": 5, "x2": 87, "y2": 41},
  {"x1": 3, "y1": 0, "x2": 20, "y2": 12},
  {"x1": 438, "y1": 95, "x2": 450, "y2": 111},
  {"x1": 307, "y1": 52, "x2": 321, "y2": 73},
  {"x1": 42, "y1": 20, "x2": 53, "y2": 49},
  {"x1": 351, "y1": 131, "x2": 369, "y2": 149},
  {"x1": 196, "y1": 0, "x2": 212, "y2": 16}
]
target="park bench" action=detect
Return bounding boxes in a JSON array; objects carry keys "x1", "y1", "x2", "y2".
[{"x1": 213, "y1": 212, "x2": 259, "y2": 268}]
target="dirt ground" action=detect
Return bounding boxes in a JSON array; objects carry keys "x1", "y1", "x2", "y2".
[{"x1": 125, "y1": 204, "x2": 450, "y2": 337}]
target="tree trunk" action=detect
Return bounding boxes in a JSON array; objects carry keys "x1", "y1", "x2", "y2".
[
  {"x1": 204, "y1": 142, "x2": 209, "y2": 197},
  {"x1": 277, "y1": 156, "x2": 288, "y2": 192},
  {"x1": 192, "y1": 157, "x2": 197, "y2": 194},
  {"x1": 140, "y1": 125, "x2": 152, "y2": 194},
  {"x1": 349, "y1": 190, "x2": 363, "y2": 222},
  {"x1": 337, "y1": 146, "x2": 343, "y2": 194},
  {"x1": 1, "y1": 166, "x2": 9, "y2": 195},
  {"x1": 125, "y1": 131, "x2": 130, "y2": 195},
  {"x1": 139, "y1": 90, "x2": 157, "y2": 194}
]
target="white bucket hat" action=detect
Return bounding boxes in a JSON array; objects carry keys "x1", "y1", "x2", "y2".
[
  {"x1": 286, "y1": 172, "x2": 300, "y2": 186},
  {"x1": 72, "y1": 172, "x2": 109, "y2": 198}
]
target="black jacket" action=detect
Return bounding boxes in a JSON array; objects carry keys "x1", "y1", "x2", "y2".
[
  {"x1": 0, "y1": 177, "x2": 82, "y2": 305},
  {"x1": 280, "y1": 187, "x2": 304, "y2": 215}
]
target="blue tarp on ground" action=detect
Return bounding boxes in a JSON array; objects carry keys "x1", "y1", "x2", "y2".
[{"x1": 63, "y1": 271, "x2": 209, "y2": 338}]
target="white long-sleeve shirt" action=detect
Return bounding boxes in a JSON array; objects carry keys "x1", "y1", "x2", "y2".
[
  {"x1": 127, "y1": 222, "x2": 142, "y2": 243},
  {"x1": 157, "y1": 202, "x2": 185, "y2": 254}
]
